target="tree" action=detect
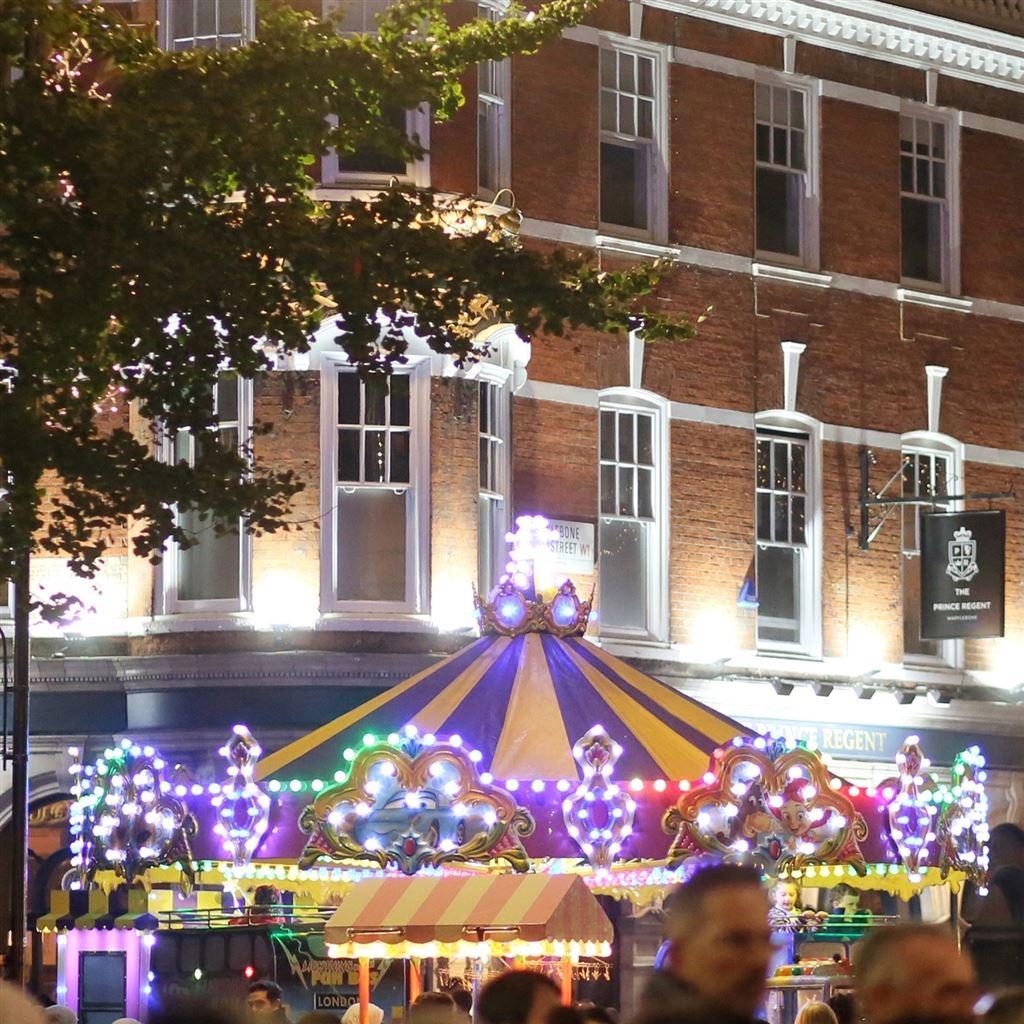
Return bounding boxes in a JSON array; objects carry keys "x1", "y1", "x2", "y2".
[{"x1": 0, "y1": 0, "x2": 693, "y2": 978}]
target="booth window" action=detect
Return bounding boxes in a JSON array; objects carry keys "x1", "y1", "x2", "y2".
[
  {"x1": 598, "y1": 395, "x2": 668, "y2": 641},
  {"x1": 161, "y1": 0, "x2": 253, "y2": 50},
  {"x1": 165, "y1": 374, "x2": 251, "y2": 612},
  {"x1": 478, "y1": 4, "x2": 511, "y2": 196},
  {"x1": 902, "y1": 446, "x2": 957, "y2": 665},
  {"x1": 79, "y1": 951, "x2": 127, "y2": 1024},
  {"x1": 478, "y1": 378, "x2": 510, "y2": 594},
  {"x1": 900, "y1": 115, "x2": 951, "y2": 287},
  {"x1": 755, "y1": 83, "x2": 812, "y2": 262},
  {"x1": 322, "y1": 362, "x2": 429, "y2": 613},
  {"x1": 599, "y1": 46, "x2": 661, "y2": 234}
]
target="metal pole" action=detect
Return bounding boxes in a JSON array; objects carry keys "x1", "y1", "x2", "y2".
[{"x1": 6, "y1": 548, "x2": 30, "y2": 985}]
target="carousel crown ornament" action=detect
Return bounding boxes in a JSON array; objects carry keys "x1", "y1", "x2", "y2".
[{"x1": 474, "y1": 514, "x2": 593, "y2": 637}]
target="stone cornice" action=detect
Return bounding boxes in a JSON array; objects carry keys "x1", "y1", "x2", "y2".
[{"x1": 645, "y1": 0, "x2": 1024, "y2": 93}]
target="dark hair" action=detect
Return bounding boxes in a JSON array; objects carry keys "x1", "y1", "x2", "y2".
[
  {"x1": 297, "y1": 1014, "x2": 342, "y2": 1024},
  {"x1": 150, "y1": 998, "x2": 247, "y2": 1024},
  {"x1": 665, "y1": 863, "x2": 765, "y2": 939},
  {"x1": 578, "y1": 1006, "x2": 615, "y2": 1024},
  {"x1": 249, "y1": 981, "x2": 283, "y2": 1003},
  {"x1": 450, "y1": 990, "x2": 473, "y2": 1015},
  {"x1": 410, "y1": 992, "x2": 456, "y2": 1024},
  {"x1": 827, "y1": 992, "x2": 855, "y2": 1024},
  {"x1": 857, "y1": 924, "x2": 954, "y2": 988},
  {"x1": 478, "y1": 971, "x2": 560, "y2": 1024}
]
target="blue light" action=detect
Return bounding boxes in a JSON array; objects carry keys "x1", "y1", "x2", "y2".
[
  {"x1": 496, "y1": 594, "x2": 527, "y2": 628},
  {"x1": 550, "y1": 593, "x2": 579, "y2": 628}
]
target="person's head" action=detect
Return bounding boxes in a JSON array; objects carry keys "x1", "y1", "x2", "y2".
[
  {"x1": 247, "y1": 982, "x2": 284, "y2": 1016},
  {"x1": 341, "y1": 1005, "x2": 384, "y2": 1024},
  {"x1": 988, "y1": 823, "x2": 1024, "y2": 870},
  {"x1": 830, "y1": 884, "x2": 860, "y2": 915},
  {"x1": 2, "y1": 982, "x2": 46, "y2": 1024},
  {"x1": 984, "y1": 988, "x2": 1024, "y2": 1024},
  {"x1": 44, "y1": 1008, "x2": 77, "y2": 1024},
  {"x1": 410, "y1": 992, "x2": 456, "y2": 1024},
  {"x1": 450, "y1": 990, "x2": 473, "y2": 1019},
  {"x1": 663, "y1": 863, "x2": 772, "y2": 1019},
  {"x1": 795, "y1": 1003, "x2": 839, "y2": 1024},
  {"x1": 297, "y1": 1014, "x2": 341, "y2": 1024},
  {"x1": 856, "y1": 924, "x2": 978, "y2": 1024},
  {"x1": 827, "y1": 992, "x2": 856, "y2": 1024},
  {"x1": 477, "y1": 970, "x2": 561, "y2": 1024},
  {"x1": 772, "y1": 880, "x2": 800, "y2": 912},
  {"x1": 577, "y1": 1007, "x2": 615, "y2": 1024}
]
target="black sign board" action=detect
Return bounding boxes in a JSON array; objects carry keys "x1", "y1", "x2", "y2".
[{"x1": 920, "y1": 510, "x2": 1005, "y2": 639}]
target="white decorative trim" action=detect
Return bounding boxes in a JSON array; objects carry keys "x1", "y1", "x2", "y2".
[
  {"x1": 897, "y1": 287, "x2": 974, "y2": 312},
  {"x1": 595, "y1": 234, "x2": 678, "y2": 260},
  {"x1": 925, "y1": 364, "x2": 949, "y2": 434},
  {"x1": 521, "y1": 380, "x2": 1024, "y2": 472},
  {"x1": 648, "y1": 0, "x2": 1024, "y2": 95},
  {"x1": 781, "y1": 341, "x2": 806, "y2": 413},
  {"x1": 753, "y1": 262, "x2": 833, "y2": 288},
  {"x1": 628, "y1": 329, "x2": 646, "y2": 390},
  {"x1": 519, "y1": 220, "x2": 1024, "y2": 326},
  {"x1": 630, "y1": 0, "x2": 644, "y2": 39}
]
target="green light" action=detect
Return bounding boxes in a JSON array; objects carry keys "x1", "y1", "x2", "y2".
[
  {"x1": 268, "y1": 780, "x2": 281, "y2": 792},
  {"x1": 363, "y1": 733, "x2": 376, "y2": 747},
  {"x1": 333, "y1": 770, "x2": 346, "y2": 783},
  {"x1": 343, "y1": 748, "x2": 356, "y2": 761},
  {"x1": 289, "y1": 779, "x2": 303, "y2": 792},
  {"x1": 194, "y1": 968, "x2": 203, "y2": 981},
  {"x1": 312, "y1": 779, "x2": 324, "y2": 792}
]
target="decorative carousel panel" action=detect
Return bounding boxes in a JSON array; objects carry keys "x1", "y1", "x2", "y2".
[
  {"x1": 662, "y1": 736, "x2": 868, "y2": 875},
  {"x1": 298, "y1": 733, "x2": 535, "y2": 874}
]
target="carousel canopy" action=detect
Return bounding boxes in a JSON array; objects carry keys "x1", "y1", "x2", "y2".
[
  {"x1": 257, "y1": 632, "x2": 749, "y2": 784},
  {"x1": 323, "y1": 873, "x2": 613, "y2": 958}
]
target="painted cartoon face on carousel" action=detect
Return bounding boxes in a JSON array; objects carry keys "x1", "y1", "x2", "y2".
[{"x1": 774, "y1": 779, "x2": 833, "y2": 839}]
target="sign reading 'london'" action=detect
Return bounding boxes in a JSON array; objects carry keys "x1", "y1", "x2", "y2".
[{"x1": 920, "y1": 510, "x2": 1005, "y2": 639}]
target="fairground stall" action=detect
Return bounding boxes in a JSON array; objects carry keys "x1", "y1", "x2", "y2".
[{"x1": 40, "y1": 519, "x2": 992, "y2": 1022}]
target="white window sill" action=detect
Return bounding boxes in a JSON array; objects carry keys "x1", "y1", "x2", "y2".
[
  {"x1": 316, "y1": 613, "x2": 437, "y2": 634},
  {"x1": 144, "y1": 613, "x2": 256, "y2": 634},
  {"x1": 752, "y1": 262, "x2": 832, "y2": 289},
  {"x1": 896, "y1": 286, "x2": 972, "y2": 313},
  {"x1": 596, "y1": 233, "x2": 675, "y2": 260}
]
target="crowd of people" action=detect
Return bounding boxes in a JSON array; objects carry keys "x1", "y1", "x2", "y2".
[{"x1": 3, "y1": 863, "x2": 1024, "y2": 1024}]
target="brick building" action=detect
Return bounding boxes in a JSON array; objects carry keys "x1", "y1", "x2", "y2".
[{"x1": 5, "y1": 0, "x2": 1024, "y2": 977}]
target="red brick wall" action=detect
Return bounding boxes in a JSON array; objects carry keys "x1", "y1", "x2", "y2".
[
  {"x1": 820, "y1": 99, "x2": 900, "y2": 281},
  {"x1": 511, "y1": 39, "x2": 599, "y2": 227}
]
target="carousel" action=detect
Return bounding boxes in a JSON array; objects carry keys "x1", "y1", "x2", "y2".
[{"x1": 39, "y1": 517, "x2": 992, "y2": 1022}]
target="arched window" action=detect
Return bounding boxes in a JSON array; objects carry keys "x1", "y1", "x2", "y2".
[
  {"x1": 597, "y1": 389, "x2": 669, "y2": 642},
  {"x1": 754, "y1": 411, "x2": 822, "y2": 657}
]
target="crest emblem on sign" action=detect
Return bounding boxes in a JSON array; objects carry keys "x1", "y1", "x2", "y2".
[{"x1": 946, "y1": 526, "x2": 980, "y2": 582}]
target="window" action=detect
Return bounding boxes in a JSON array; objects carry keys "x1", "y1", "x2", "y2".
[
  {"x1": 0, "y1": 578, "x2": 10, "y2": 619},
  {"x1": 78, "y1": 951, "x2": 127, "y2": 1024},
  {"x1": 162, "y1": 0, "x2": 253, "y2": 50},
  {"x1": 901, "y1": 444, "x2": 960, "y2": 665},
  {"x1": 901, "y1": 115, "x2": 952, "y2": 287},
  {"x1": 320, "y1": 1, "x2": 429, "y2": 187},
  {"x1": 754, "y1": 420, "x2": 821, "y2": 656},
  {"x1": 478, "y1": 378, "x2": 510, "y2": 593},
  {"x1": 478, "y1": 4, "x2": 511, "y2": 196},
  {"x1": 321, "y1": 362, "x2": 429, "y2": 613},
  {"x1": 755, "y1": 83, "x2": 813, "y2": 262},
  {"x1": 598, "y1": 395, "x2": 668, "y2": 641},
  {"x1": 164, "y1": 375, "x2": 251, "y2": 612},
  {"x1": 600, "y1": 46, "x2": 662, "y2": 234}
]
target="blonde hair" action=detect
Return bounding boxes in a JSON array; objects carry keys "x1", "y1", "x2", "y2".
[{"x1": 795, "y1": 1002, "x2": 839, "y2": 1024}]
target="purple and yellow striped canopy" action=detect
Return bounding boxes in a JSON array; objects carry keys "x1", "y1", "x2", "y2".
[{"x1": 257, "y1": 634, "x2": 750, "y2": 783}]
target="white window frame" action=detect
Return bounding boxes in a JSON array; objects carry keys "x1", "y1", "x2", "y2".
[
  {"x1": 900, "y1": 430, "x2": 964, "y2": 669},
  {"x1": 157, "y1": 0, "x2": 255, "y2": 51},
  {"x1": 899, "y1": 107, "x2": 960, "y2": 294},
  {"x1": 754, "y1": 411, "x2": 822, "y2": 658},
  {"x1": 477, "y1": 1, "x2": 512, "y2": 198},
  {"x1": 598, "y1": 37, "x2": 669, "y2": 242},
  {"x1": 597, "y1": 389, "x2": 669, "y2": 643},
  {"x1": 319, "y1": 353, "x2": 431, "y2": 616},
  {"x1": 320, "y1": 109, "x2": 431, "y2": 190},
  {"x1": 159, "y1": 376, "x2": 254, "y2": 615},
  {"x1": 754, "y1": 75, "x2": 820, "y2": 270},
  {"x1": 474, "y1": 372, "x2": 511, "y2": 595}
]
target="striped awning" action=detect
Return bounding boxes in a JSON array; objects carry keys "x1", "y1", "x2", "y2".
[
  {"x1": 324, "y1": 874, "x2": 613, "y2": 959},
  {"x1": 259, "y1": 633, "x2": 748, "y2": 783},
  {"x1": 37, "y1": 888, "x2": 159, "y2": 932}
]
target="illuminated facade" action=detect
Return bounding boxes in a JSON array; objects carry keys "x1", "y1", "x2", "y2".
[{"x1": 5, "y1": 0, "x2": 1024, "y2": 970}]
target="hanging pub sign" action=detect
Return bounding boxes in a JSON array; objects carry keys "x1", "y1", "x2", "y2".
[{"x1": 920, "y1": 510, "x2": 1005, "y2": 639}]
